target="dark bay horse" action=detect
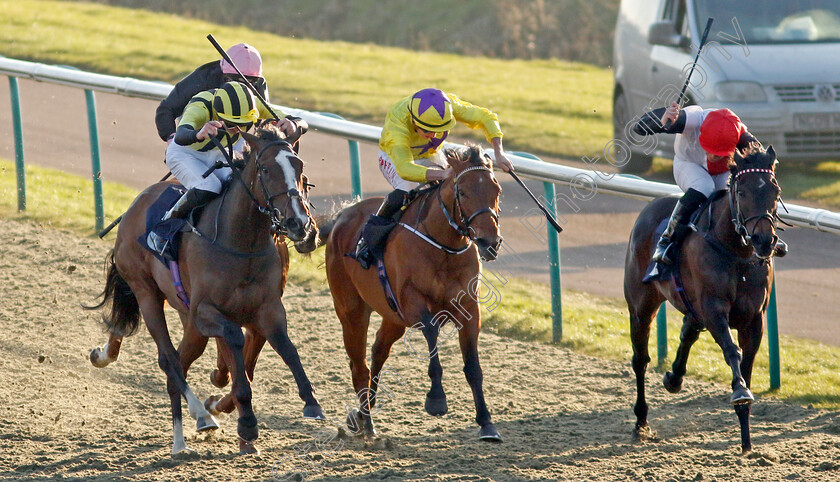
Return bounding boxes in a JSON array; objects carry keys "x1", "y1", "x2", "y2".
[
  {"x1": 86, "y1": 125, "x2": 323, "y2": 455},
  {"x1": 624, "y1": 144, "x2": 782, "y2": 453},
  {"x1": 320, "y1": 144, "x2": 504, "y2": 441}
]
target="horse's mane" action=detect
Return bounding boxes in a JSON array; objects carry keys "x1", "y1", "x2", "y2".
[
  {"x1": 734, "y1": 142, "x2": 775, "y2": 171},
  {"x1": 444, "y1": 143, "x2": 490, "y2": 168}
]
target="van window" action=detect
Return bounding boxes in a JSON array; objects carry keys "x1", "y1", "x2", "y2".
[{"x1": 693, "y1": 0, "x2": 840, "y2": 44}]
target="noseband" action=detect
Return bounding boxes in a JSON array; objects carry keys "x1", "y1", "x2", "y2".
[
  {"x1": 438, "y1": 165, "x2": 499, "y2": 238},
  {"x1": 729, "y1": 168, "x2": 778, "y2": 249},
  {"x1": 251, "y1": 140, "x2": 311, "y2": 235}
]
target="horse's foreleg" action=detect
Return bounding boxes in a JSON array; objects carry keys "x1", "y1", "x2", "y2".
[
  {"x1": 90, "y1": 333, "x2": 123, "y2": 368},
  {"x1": 256, "y1": 303, "x2": 324, "y2": 421},
  {"x1": 733, "y1": 316, "x2": 764, "y2": 453},
  {"x1": 205, "y1": 330, "x2": 266, "y2": 417},
  {"x1": 457, "y1": 323, "x2": 500, "y2": 441},
  {"x1": 630, "y1": 313, "x2": 654, "y2": 441},
  {"x1": 368, "y1": 320, "x2": 406, "y2": 415},
  {"x1": 417, "y1": 318, "x2": 448, "y2": 416},
  {"x1": 213, "y1": 320, "x2": 259, "y2": 455},
  {"x1": 663, "y1": 316, "x2": 703, "y2": 393},
  {"x1": 333, "y1": 295, "x2": 374, "y2": 436},
  {"x1": 706, "y1": 314, "x2": 753, "y2": 404}
]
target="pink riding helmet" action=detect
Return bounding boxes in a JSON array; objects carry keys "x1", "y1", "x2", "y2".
[{"x1": 220, "y1": 43, "x2": 263, "y2": 77}]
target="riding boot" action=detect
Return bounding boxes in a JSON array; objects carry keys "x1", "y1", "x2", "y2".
[
  {"x1": 148, "y1": 188, "x2": 217, "y2": 258},
  {"x1": 163, "y1": 187, "x2": 218, "y2": 221},
  {"x1": 773, "y1": 238, "x2": 788, "y2": 258},
  {"x1": 354, "y1": 189, "x2": 407, "y2": 269},
  {"x1": 652, "y1": 188, "x2": 707, "y2": 265}
]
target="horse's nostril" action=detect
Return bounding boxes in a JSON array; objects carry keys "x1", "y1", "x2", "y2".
[{"x1": 286, "y1": 218, "x2": 301, "y2": 232}]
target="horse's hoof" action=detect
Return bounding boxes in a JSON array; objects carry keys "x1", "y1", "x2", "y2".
[
  {"x1": 196, "y1": 414, "x2": 219, "y2": 432},
  {"x1": 239, "y1": 439, "x2": 261, "y2": 456},
  {"x1": 210, "y1": 369, "x2": 230, "y2": 389},
  {"x1": 89, "y1": 347, "x2": 112, "y2": 368},
  {"x1": 237, "y1": 415, "x2": 259, "y2": 442},
  {"x1": 303, "y1": 404, "x2": 326, "y2": 420},
  {"x1": 425, "y1": 396, "x2": 448, "y2": 416},
  {"x1": 632, "y1": 424, "x2": 657, "y2": 442},
  {"x1": 171, "y1": 445, "x2": 198, "y2": 458},
  {"x1": 663, "y1": 372, "x2": 683, "y2": 393},
  {"x1": 730, "y1": 388, "x2": 754, "y2": 405},
  {"x1": 204, "y1": 395, "x2": 223, "y2": 416},
  {"x1": 478, "y1": 423, "x2": 502, "y2": 442},
  {"x1": 346, "y1": 408, "x2": 376, "y2": 436}
]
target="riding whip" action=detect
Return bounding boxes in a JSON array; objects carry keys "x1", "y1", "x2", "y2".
[
  {"x1": 664, "y1": 17, "x2": 714, "y2": 129},
  {"x1": 508, "y1": 170, "x2": 563, "y2": 233},
  {"x1": 207, "y1": 34, "x2": 280, "y2": 122}
]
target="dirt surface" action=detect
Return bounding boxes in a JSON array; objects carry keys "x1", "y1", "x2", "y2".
[
  {"x1": 2, "y1": 79, "x2": 840, "y2": 347},
  {"x1": 3, "y1": 217, "x2": 840, "y2": 481}
]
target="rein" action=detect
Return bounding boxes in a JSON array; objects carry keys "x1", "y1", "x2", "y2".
[
  {"x1": 192, "y1": 136, "x2": 309, "y2": 256},
  {"x1": 400, "y1": 165, "x2": 498, "y2": 254}
]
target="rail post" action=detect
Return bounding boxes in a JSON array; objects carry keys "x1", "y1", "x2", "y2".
[
  {"x1": 317, "y1": 112, "x2": 363, "y2": 200},
  {"x1": 9, "y1": 76, "x2": 26, "y2": 211}
]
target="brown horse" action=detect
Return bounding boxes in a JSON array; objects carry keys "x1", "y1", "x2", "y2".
[
  {"x1": 319, "y1": 144, "x2": 504, "y2": 441},
  {"x1": 624, "y1": 143, "x2": 782, "y2": 453},
  {"x1": 86, "y1": 125, "x2": 323, "y2": 455}
]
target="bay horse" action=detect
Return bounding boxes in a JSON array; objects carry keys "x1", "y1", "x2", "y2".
[
  {"x1": 319, "y1": 144, "x2": 504, "y2": 441},
  {"x1": 85, "y1": 125, "x2": 323, "y2": 455},
  {"x1": 624, "y1": 143, "x2": 782, "y2": 453}
]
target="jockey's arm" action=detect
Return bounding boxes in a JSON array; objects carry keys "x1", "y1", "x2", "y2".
[{"x1": 633, "y1": 104, "x2": 687, "y2": 135}]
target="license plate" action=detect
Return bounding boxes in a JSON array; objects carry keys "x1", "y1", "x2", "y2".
[{"x1": 794, "y1": 113, "x2": 840, "y2": 131}]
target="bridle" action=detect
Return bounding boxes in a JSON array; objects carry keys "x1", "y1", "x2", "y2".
[
  {"x1": 208, "y1": 135, "x2": 311, "y2": 237},
  {"x1": 251, "y1": 139, "x2": 312, "y2": 236},
  {"x1": 728, "y1": 167, "x2": 779, "y2": 249},
  {"x1": 438, "y1": 165, "x2": 500, "y2": 239}
]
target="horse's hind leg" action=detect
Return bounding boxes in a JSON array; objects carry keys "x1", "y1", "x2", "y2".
[
  {"x1": 90, "y1": 333, "x2": 123, "y2": 368},
  {"x1": 137, "y1": 295, "x2": 211, "y2": 455},
  {"x1": 210, "y1": 338, "x2": 231, "y2": 389},
  {"x1": 176, "y1": 316, "x2": 218, "y2": 433},
  {"x1": 630, "y1": 307, "x2": 657, "y2": 441},
  {"x1": 663, "y1": 315, "x2": 703, "y2": 393}
]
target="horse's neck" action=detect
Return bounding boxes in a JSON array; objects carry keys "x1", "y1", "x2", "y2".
[
  {"x1": 707, "y1": 192, "x2": 752, "y2": 257},
  {"x1": 410, "y1": 181, "x2": 467, "y2": 247},
  {"x1": 205, "y1": 169, "x2": 272, "y2": 249}
]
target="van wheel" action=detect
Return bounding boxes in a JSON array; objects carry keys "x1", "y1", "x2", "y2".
[{"x1": 613, "y1": 91, "x2": 653, "y2": 174}]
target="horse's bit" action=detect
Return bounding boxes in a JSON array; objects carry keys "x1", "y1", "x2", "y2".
[{"x1": 250, "y1": 139, "x2": 312, "y2": 236}]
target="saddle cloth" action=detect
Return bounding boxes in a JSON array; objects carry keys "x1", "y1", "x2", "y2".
[{"x1": 138, "y1": 184, "x2": 189, "y2": 266}]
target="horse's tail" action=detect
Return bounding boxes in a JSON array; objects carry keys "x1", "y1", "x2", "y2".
[{"x1": 82, "y1": 250, "x2": 141, "y2": 337}]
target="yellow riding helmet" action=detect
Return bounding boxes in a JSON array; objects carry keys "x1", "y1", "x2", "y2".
[
  {"x1": 408, "y1": 88, "x2": 455, "y2": 132},
  {"x1": 213, "y1": 81, "x2": 259, "y2": 126}
]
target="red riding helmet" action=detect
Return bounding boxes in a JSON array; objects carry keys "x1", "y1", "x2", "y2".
[
  {"x1": 699, "y1": 109, "x2": 745, "y2": 157},
  {"x1": 220, "y1": 43, "x2": 263, "y2": 77}
]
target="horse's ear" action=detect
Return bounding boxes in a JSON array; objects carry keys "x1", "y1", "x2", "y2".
[
  {"x1": 767, "y1": 144, "x2": 776, "y2": 160},
  {"x1": 241, "y1": 130, "x2": 259, "y2": 148}
]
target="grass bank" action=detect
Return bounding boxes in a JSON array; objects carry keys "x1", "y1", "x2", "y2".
[{"x1": 3, "y1": 158, "x2": 840, "y2": 410}]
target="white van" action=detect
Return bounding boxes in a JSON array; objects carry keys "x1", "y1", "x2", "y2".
[{"x1": 612, "y1": 0, "x2": 840, "y2": 172}]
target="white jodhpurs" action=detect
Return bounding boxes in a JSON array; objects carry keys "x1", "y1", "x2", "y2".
[
  {"x1": 165, "y1": 137, "x2": 245, "y2": 193},
  {"x1": 673, "y1": 158, "x2": 730, "y2": 198},
  {"x1": 378, "y1": 149, "x2": 447, "y2": 191}
]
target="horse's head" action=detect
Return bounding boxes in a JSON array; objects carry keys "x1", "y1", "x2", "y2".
[
  {"x1": 729, "y1": 143, "x2": 781, "y2": 259},
  {"x1": 241, "y1": 125, "x2": 318, "y2": 248},
  {"x1": 443, "y1": 144, "x2": 503, "y2": 261}
]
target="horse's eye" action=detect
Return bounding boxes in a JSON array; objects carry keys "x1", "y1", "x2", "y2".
[
  {"x1": 737, "y1": 190, "x2": 745, "y2": 198},
  {"x1": 261, "y1": 167, "x2": 270, "y2": 175}
]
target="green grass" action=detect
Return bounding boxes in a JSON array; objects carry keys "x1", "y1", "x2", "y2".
[
  {"x1": 4, "y1": 157, "x2": 840, "y2": 410},
  {"x1": 1, "y1": 0, "x2": 612, "y2": 160}
]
